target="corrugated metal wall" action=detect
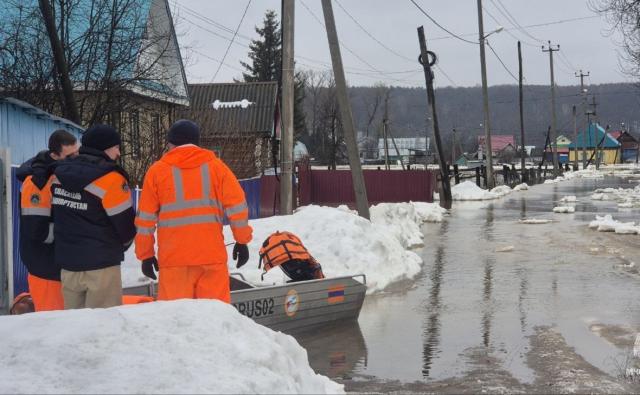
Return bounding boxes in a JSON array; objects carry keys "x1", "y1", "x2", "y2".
[
  {"x1": 0, "y1": 101, "x2": 83, "y2": 165},
  {"x1": 298, "y1": 168, "x2": 435, "y2": 206}
]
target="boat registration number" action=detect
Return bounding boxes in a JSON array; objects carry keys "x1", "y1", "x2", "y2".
[{"x1": 234, "y1": 298, "x2": 275, "y2": 318}]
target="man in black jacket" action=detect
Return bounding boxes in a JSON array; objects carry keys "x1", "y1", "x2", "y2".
[
  {"x1": 52, "y1": 124, "x2": 135, "y2": 309},
  {"x1": 16, "y1": 130, "x2": 78, "y2": 311}
]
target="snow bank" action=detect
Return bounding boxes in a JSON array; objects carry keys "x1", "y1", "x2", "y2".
[
  {"x1": 451, "y1": 181, "x2": 508, "y2": 200},
  {"x1": 369, "y1": 202, "x2": 447, "y2": 248},
  {"x1": 223, "y1": 205, "x2": 432, "y2": 294},
  {"x1": 0, "y1": 300, "x2": 343, "y2": 394},
  {"x1": 123, "y1": 203, "x2": 446, "y2": 293},
  {"x1": 513, "y1": 183, "x2": 529, "y2": 191},
  {"x1": 588, "y1": 214, "x2": 640, "y2": 235}
]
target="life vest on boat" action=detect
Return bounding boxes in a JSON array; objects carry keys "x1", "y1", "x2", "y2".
[{"x1": 258, "y1": 231, "x2": 324, "y2": 282}]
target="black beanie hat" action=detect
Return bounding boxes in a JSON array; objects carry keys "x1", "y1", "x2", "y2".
[
  {"x1": 82, "y1": 124, "x2": 121, "y2": 151},
  {"x1": 168, "y1": 119, "x2": 200, "y2": 146}
]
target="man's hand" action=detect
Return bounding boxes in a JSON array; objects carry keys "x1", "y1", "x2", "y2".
[
  {"x1": 233, "y1": 243, "x2": 249, "y2": 269},
  {"x1": 141, "y1": 257, "x2": 159, "y2": 280}
]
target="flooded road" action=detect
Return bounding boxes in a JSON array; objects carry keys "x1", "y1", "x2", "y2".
[{"x1": 295, "y1": 176, "x2": 640, "y2": 393}]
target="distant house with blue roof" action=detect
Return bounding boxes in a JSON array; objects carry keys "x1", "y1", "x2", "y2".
[
  {"x1": 568, "y1": 123, "x2": 621, "y2": 165},
  {"x1": 0, "y1": 0, "x2": 189, "y2": 182}
]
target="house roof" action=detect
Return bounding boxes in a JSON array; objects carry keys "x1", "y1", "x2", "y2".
[
  {"x1": 0, "y1": 97, "x2": 84, "y2": 134},
  {"x1": 609, "y1": 130, "x2": 638, "y2": 143},
  {"x1": 568, "y1": 124, "x2": 621, "y2": 149},
  {"x1": 188, "y1": 82, "x2": 278, "y2": 135},
  {"x1": 478, "y1": 135, "x2": 516, "y2": 151},
  {"x1": 2, "y1": 0, "x2": 189, "y2": 105}
]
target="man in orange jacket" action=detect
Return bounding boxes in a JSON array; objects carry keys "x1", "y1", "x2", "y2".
[
  {"x1": 16, "y1": 130, "x2": 79, "y2": 311},
  {"x1": 135, "y1": 120, "x2": 252, "y2": 302}
]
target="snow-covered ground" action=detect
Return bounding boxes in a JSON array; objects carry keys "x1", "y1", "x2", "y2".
[
  {"x1": 451, "y1": 181, "x2": 516, "y2": 201},
  {"x1": 0, "y1": 300, "x2": 343, "y2": 394},
  {"x1": 123, "y1": 202, "x2": 447, "y2": 295}
]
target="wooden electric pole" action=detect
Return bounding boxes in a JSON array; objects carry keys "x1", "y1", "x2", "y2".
[
  {"x1": 417, "y1": 26, "x2": 452, "y2": 205},
  {"x1": 572, "y1": 105, "x2": 578, "y2": 170},
  {"x1": 38, "y1": 0, "x2": 80, "y2": 124},
  {"x1": 542, "y1": 41, "x2": 560, "y2": 176},
  {"x1": 280, "y1": 0, "x2": 295, "y2": 215},
  {"x1": 575, "y1": 70, "x2": 590, "y2": 168},
  {"x1": 321, "y1": 0, "x2": 370, "y2": 219},
  {"x1": 477, "y1": 0, "x2": 495, "y2": 188},
  {"x1": 518, "y1": 41, "x2": 526, "y2": 181}
]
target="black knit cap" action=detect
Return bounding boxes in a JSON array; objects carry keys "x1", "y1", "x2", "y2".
[
  {"x1": 81, "y1": 124, "x2": 121, "y2": 151},
  {"x1": 167, "y1": 119, "x2": 200, "y2": 146}
]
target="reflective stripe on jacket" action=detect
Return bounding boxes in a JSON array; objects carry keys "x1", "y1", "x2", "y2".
[
  {"x1": 20, "y1": 174, "x2": 58, "y2": 280},
  {"x1": 135, "y1": 145, "x2": 252, "y2": 267}
]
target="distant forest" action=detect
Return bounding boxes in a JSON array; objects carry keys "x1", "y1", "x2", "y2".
[{"x1": 344, "y1": 82, "x2": 640, "y2": 158}]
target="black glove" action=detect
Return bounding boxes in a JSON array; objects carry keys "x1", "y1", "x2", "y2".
[
  {"x1": 141, "y1": 257, "x2": 159, "y2": 280},
  {"x1": 233, "y1": 243, "x2": 249, "y2": 269}
]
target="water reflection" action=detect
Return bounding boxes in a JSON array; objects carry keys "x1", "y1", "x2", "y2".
[
  {"x1": 482, "y1": 257, "x2": 494, "y2": 348},
  {"x1": 293, "y1": 321, "x2": 368, "y2": 378},
  {"x1": 484, "y1": 203, "x2": 494, "y2": 242},
  {"x1": 422, "y1": 243, "x2": 445, "y2": 378},
  {"x1": 520, "y1": 197, "x2": 527, "y2": 219},
  {"x1": 517, "y1": 267, "x2": 529, "y2": 333}
]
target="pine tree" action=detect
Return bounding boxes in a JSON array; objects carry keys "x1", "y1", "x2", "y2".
[{"x1": 241, "y1": 10, "x2": 307, "y2": 140}]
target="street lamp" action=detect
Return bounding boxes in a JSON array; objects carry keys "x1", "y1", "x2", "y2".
[{"x1": 477, "y1": 0, "x2": 503, "y2": 188}]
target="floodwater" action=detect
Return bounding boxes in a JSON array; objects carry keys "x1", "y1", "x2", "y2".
[{"x1": 294, "y1": 175, "x2": 640, "y2": 393}]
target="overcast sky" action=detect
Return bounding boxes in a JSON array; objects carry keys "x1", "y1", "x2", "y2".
[{"x1": 170, "y1": 0, "x2": 628, "y2": 88}]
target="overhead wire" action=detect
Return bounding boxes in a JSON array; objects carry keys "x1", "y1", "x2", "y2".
[
  {"x1": 485, "y1": 40, "x2": 518, "y2": 83},
  {"x1": 408, "y1": 0, "x2": 479, "y2": 45},
  {"x1": 333, "y1": 0, "x2": 458, "y2": 87},
  {"x1": 482, "y1": 5, "x2": 538, "y2": 47},
  {"x1": 492, "y1": 0, "x2": 545, "y2": 44},
  {"x1": 211, "y1": 0, "x2": 252, "y2": 82}
]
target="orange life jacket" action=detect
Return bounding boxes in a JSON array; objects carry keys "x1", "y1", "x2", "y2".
[{"x1": 258, "y1": 231, "x2": 324, "y2": 281}]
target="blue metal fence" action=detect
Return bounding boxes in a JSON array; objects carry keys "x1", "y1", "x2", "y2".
[{"x1": 11, "y1": 172, "x2": 263, "y2": 296}]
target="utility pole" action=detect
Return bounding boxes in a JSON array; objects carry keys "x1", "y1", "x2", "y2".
[
  {"x1": 382, "y1": 110, "x2": 390, "y2": 170},
  {"x1": 542, "y1": 41, "x2": 560, "y2": 176},
  {"x1": 452, "y1": 128, "x2": 457, "y2": 165},
  {"x1": 417, "y1": 26, "x2": 452, "y2": 205},
  {"x1": 321, "y1": 0, "x2": 370, "y2": 219},
  {"x1": 280, "y1": 0, "x2": 295, "y2": 215},
  {"x1": 38, "y1": 0, "x2": 80, "y2": 124},
  {"x1": 384, "y1": 92, "x2": 405, "y2": 170},
  {"x1": 572, "y1": 105, "x2": 578, "y2": 170},
  {"x1": 518, "y1": 41, "x2": 526, "y2": 180},
  {"x1": 477, "y1": 0, "x2": 494, "y2": 188},
  {"x1": 575, "y1": 70, "x2": 589, "y2": 168}
]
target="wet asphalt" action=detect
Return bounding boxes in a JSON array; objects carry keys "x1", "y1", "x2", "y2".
[{"x1": 295, "y1": 174, "x2": 640, "y2": 393}]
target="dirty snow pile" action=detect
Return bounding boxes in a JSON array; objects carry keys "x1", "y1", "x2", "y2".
[
  {"x1": 589, "y1": 214, "x2": 640, "y2": 235},
  {"x1": 122, "y1": 202, "x2": 446, "y2": 292},
  {"x1": 223, "y1": 203, "x2": 446, "y2": 294},
  {"x1": 451, "y1": 181, "x2": 515, "y2": 200},
  {"x1": 590, "y1": 185, "x2": 640, "y2": 208},
  {"x1": 369, "y1": 202, "x2": 447, "y2": 248},
  {"x1": 513, "y1": 183, "x2": 529, "y2": 191},
  {"x1": 0, "y1": 300, "x2": 344, "y2": 394}
]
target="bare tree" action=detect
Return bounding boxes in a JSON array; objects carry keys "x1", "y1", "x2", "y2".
[{"x1": 591, "y1": 0, "x2": 640, "y2": 78}]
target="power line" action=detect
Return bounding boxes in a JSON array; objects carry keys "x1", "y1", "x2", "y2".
[
  {"x1": 485, "y1": 40, "x2": 518, "y2": 82},
  {"x1": 482, "y1": 5, "x2": 538, "y2": 47},
  {"x1": 211, "y1": 0, "x2": 252, "y2": 82},
  {"x1": 429, "y1": 15, "x2": 600, "y2": 41},
  {"x1": 191, "y1": 48, "x2": 245, "y2": 73},
  {"x1": 408, "y1": 0, "x2": 479, "y2": 45},
  {"x1": 492, "y1": 0, "x2": 545, "y2": 44},
  {"x1": 334, "y1": 0, "x2": 414, "y2": 63}
]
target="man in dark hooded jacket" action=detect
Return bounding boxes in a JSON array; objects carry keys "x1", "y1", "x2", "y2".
[
  {"x1": 51, "y1": 124, "x2": 135, "y2": 309},
  {"x1": 17, "y1": 130, "x2": 79, "y2": 311}
]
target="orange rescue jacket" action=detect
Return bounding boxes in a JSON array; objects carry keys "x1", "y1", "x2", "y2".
[{"x1": 135, "y1": 145, "x2": 252, "y2": 267}]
